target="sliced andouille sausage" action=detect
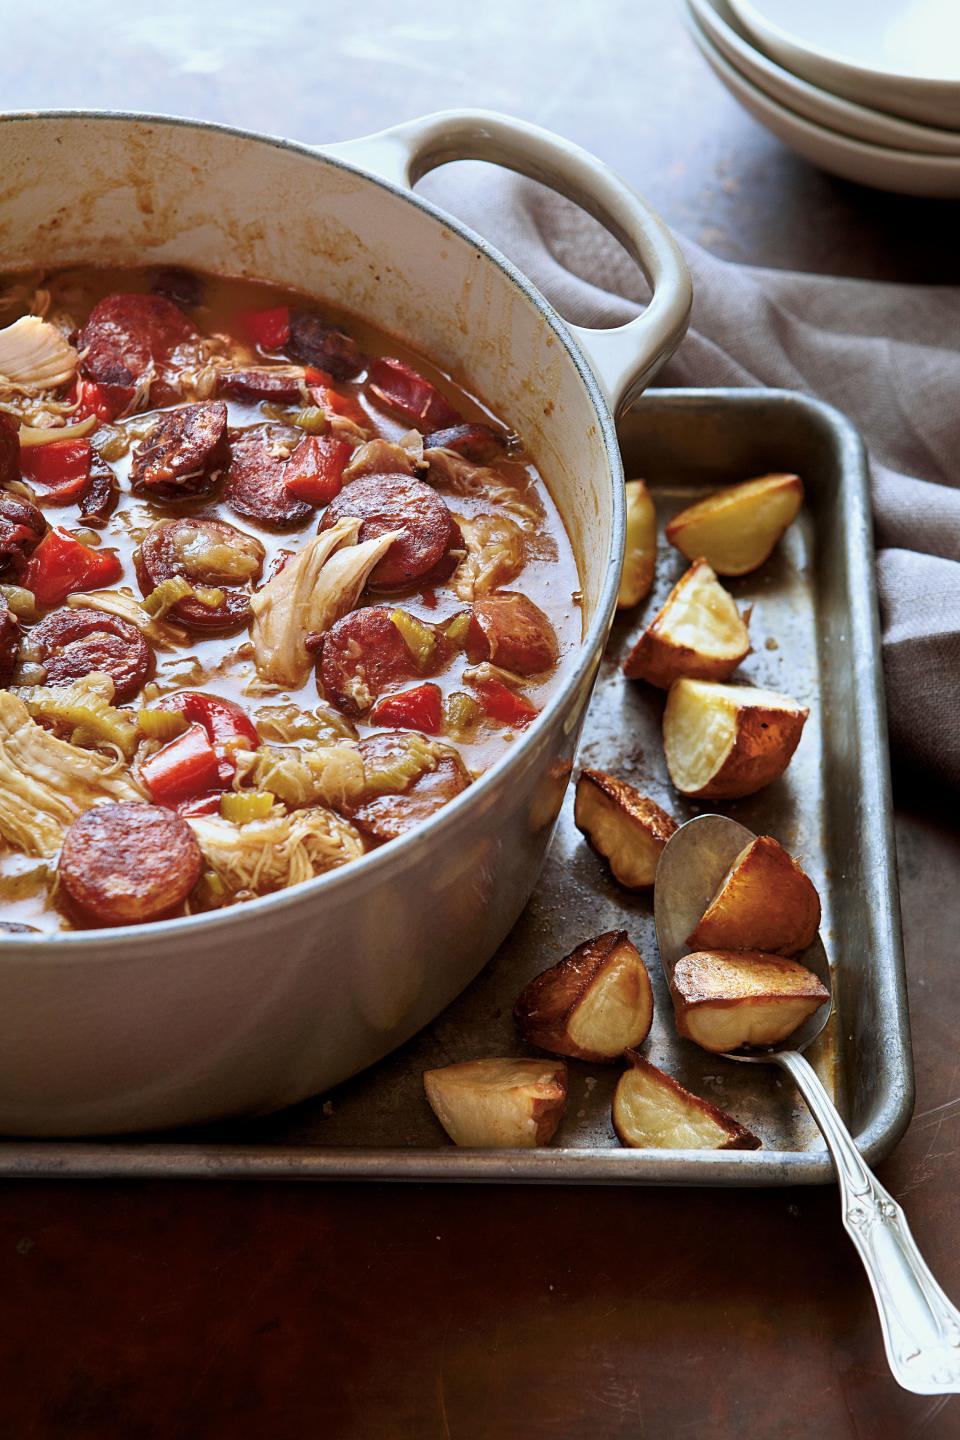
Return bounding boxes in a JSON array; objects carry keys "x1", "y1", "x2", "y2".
[
  {"x1": 58, "y1": 801, "x2": 203, "y2": 926},
  {"x1": 0, "y1": 413, "x2": 19, "y2": 488},
  {"x1": 149, "y1": 266, "x2": 206, "y2": 308},
  {"x1": 465, "y1": 592, "x2": 559, "y2": 675},
  {"x1": 217, "y1": 366, "x2": 308, "y2": 403},
  {"x1": 319, "y1": 472, "x2": 462, "y2": 589},
  {"x1": 129, "y1": 401, "x2": 228, "y2": 499},
  {"x1": 319, "y1": 606, "x2": 423, "y2": 716},
  {"x1": 0, "y1": 594, "x2": 20, "y2": 686},
  {"x1": 224, "y1": 423, "x2": 312, "y2": 528},
  {"x1": 349, "y1": 731, "x2": 470, "y2": 842},
  {"x1": 423, "y1": 422, "x2": 504, "y2": 464},
  {"x1": 30, "y1": 607, "x2": 152, "y2": 702},
  {"x1": 78, "y1": 453, "x2": 120, "y2": 527},
  {"x1": 287, "y1": 311, "x2": 363, "y2": 381},
  {"x1": 0, "y1": 490, "x2": 45, "y2": 577},
  {"x1": 135, "y1": 516, "x2": 265, "y2": 630},
  {"x1": 367, "y1": 356, "x2": 460, "y2": 430},
  {"x1": 76, "y1": 293, "x2": 198, "y2": 410}
]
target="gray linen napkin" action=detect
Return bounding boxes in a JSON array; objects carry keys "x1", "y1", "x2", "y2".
[{"x1": 423, "y1": 168, "x2": 960, "y2": 789}]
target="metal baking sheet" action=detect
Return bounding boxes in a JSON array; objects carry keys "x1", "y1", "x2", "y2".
[{"x1": 0, "y1": 388, "x2": 912, "y2": 1184}]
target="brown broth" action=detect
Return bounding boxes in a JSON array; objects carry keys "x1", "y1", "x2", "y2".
[{"x1": 0, "y1": 267, "x2": 583, "y2": 932}]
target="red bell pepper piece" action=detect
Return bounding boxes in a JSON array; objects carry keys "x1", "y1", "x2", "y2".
[
  {"x1": 141, "y1": 724, "x2": 222, "y2": 806},
  {"x1": 158, "y1": 691, "x2": 259, "y2": 756},
  {"x1": 283, "y1": 433, "x2": 352, "y2": 506},
  {"x1": 240, "y1": 306, "x2": 290, "y2": 351},
  {"x1": 367, "y1": 356, "x2": 460, "y2": 430},
  {"x1": 471, "y1": 679, "x2": 539, "y2": 729},
  {"x1": 370, "y1": 683, "x2": 443, "y2": 734},
  {"x1": 24, "y1": 527, "x2": 122, "y2": 607},
  {"x1": 308, "y1": 383, "x2": 368, "y2": 429},
  {"x1": 177, "y1": 790, "x2": 223, "y2": 818},
  {"x1": 304, "y1": 366, "x2": 333, "y2": 388},
  {"x1": 67, "y1": 375, "x2": 131, "y2": 423},
  {"x1": 20, "y1": 439, "x2": 92, "y2": 502}
]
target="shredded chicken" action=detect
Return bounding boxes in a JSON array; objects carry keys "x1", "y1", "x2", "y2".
[
  {"x1": 342, "y1": 430, "x2": 424, "y2": 481},
  {"x1": 0, "y1": 690, "x2": 144, "y2": 858},
  {"x1": 250, "y1": 519, "x2": 400, "y2": 687},
  {"x1": 0, "y1": 316, "x2": 77, "y2": 393},
  {"x1": 67, "y1": 588, "x2": 188, "y2": 650},
  {"x1": 188, "y1": 806, "x2": 365, "y2": 896},
  {"x1": 425, "y1": 447, "x2": 545, "y2": 530},
  {"x1": 450, "y1": 512, "x2": 526, "y2": 600}
]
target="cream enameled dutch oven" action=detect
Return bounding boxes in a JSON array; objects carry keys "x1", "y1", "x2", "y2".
[{"x1": 0, "y1": 109, "x2": 691, "y2": 1134}]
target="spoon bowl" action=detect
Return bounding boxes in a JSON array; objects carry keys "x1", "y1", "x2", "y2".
[
  {"x1": 653, "y1": 812, "x2": 960, "y2": 1395},
  {"x1": 653, "y1": 812, "x2": 832, "y2": 1058}
]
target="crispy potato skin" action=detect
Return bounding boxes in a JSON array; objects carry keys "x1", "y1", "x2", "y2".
[
  {"x1": 574, "y1": 770, "x2": 677, "y2": 890},
  {"x1": 670, "y1": 949, "x2": 829, "y2": 1053},
  {"x1": 687, "y1": 836, "x2": 821, "y2": 955},
  {"x1": 423, "y1": 1058, "x2": 568, "y2": 1148},
  {"x1": 663, "y1": 681, "x2": 808, "y2": 800},
  {"x1": 665, "y1": 473, "x2": 803, "y2": 577},
  {"x1": 613, "y1": 1049, "x2": 761, "y2": 1150},
  {"x1": 623, "y1": 559, "x2": 750, "y2": 688},
  {"x1": 514, "y1": 930, "x2": 653, "y2": 1062}
]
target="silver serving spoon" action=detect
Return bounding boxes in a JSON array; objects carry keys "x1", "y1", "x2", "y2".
[{"x1": 655, "y1": 813, "x2": 960, "y2": 1396}]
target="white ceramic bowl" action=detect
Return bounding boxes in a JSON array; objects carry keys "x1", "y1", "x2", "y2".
[
  {"x1": 688, "y1": 16, "x2": 960, "y2": 197},
  {"x1": 0, "y1": 108, "x2": 691, "y2": 1136},
  {"x1": 688, "y1": 0, "x2": 960, "y2": 156},
  {"x1": 728, "y1": 0, "x2": 960, "y2": 130}
]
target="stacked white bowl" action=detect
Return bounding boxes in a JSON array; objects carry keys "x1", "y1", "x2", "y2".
[{"x1": 684, "y1": 0, "x2": 960, "y2": 196}]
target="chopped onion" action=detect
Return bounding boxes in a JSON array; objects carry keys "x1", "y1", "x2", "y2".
[{"x1": 18, "y1": 413, "x2": 97, "y2": 447}]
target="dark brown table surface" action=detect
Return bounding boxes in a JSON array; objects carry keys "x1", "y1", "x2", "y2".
[{"x1": 2, "y1": 3, "x2": 959, "y2": 1436}]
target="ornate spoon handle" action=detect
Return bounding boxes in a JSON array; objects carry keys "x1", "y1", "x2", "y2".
[{"x1": 776, "y1": 1049, "x2": 960, "y2": 1395}]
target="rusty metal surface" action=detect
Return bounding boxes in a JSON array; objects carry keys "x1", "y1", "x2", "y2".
[{"x1": 0, "y1": 388, "x2": 911, "y2": 1184}]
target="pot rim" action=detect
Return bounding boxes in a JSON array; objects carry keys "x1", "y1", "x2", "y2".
[{"x1": 0, "y1": 107, "x2": 626, "y2": 953}]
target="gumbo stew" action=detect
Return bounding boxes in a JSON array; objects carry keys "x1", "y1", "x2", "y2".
[{"x1": 0, "y1": 268, "x2": 581, "y2": 932}]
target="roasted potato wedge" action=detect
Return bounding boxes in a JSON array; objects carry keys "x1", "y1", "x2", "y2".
[
  {"x1": 613, "y1": 1050, "x2": 761, "y2": 1150},
  {"x1": 514, "y1": 930, "x2": 654, "y2": 1062},
  {"x1": 574, "y1": 770, "x2": 677, "y2": 889},
  {"x1": 617, "y1": 479, "x2": 656, "y2": 609},
  {"x1": 687, "y1": 835, "x2": 821, "y2": 955},
  {"x1": 423, "y1": 1057, "x2": 567, "y2": 1147},
  {"x1": 623, "y1": 558, "x2": 750, "y2": 687},
  {"x1": 666, "y1": 472, "x2": 803, "y2": 576},
  {"x1": 663, "y1": 678, "x2": 808, "y2": 799},
  {"x1": 670, "y1": 949, "x2": 829, "y2": 1053}
]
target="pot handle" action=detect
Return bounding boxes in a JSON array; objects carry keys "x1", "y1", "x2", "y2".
[{"x1": 320, "y1": 110, "x2": 692, "y2": 414}]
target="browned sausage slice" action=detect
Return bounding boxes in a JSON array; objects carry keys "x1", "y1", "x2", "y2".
[
  {"x1": 288, "y1": 311, "x2": 363, "y2": 380},
  {"x1": 0, "y1": 595, "x2": 20, "y2": 686},
  {"x1": 135, "y1": 517, "x2": 265, "y2": 630},
  {"x1": 224, "y1": 424, "x2": 312, "y2": 528},
  {"x1": 423, "y1": 423, "x2": 504, "y2": 464},
  {"x1": 349, "y1": 732, "x2": 470, "y2": 842},
  {"x1": 0, "y1": 414, "x2": 19, "y2": 488},
  {"x1": 31, "y1": 607, "x2": 152, "y2": 701},
  {"x1": 318, "y1": 606, "x2": 423, "y2": 716},
  {"x1": 78, "y1": 453, "x2": 119, "y2": 527},
  {"x1": 58, "y1": 802, "x2": 203, "y2": 926},
  {"x1": 129, "y1": 401, "x2": 228, "y2": 499},
  {"x1": 217, "y1": 366, "x2": 308, "y2": 403},
  {"x1": 77, "y1": 293, "x2": 198, "y2": 409},
  {"x1": 0, "y1": 490, "x2": 45, "y2": 577},
  {"x1": 319, "y1": 473, "x2": 462, "y2": 589},
  {"x1": 149, "y1": 267, "x2": 205, "y2": 308},
  {"x1": 465, "y1": 592, "x2": 559, "y2": 675}
]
